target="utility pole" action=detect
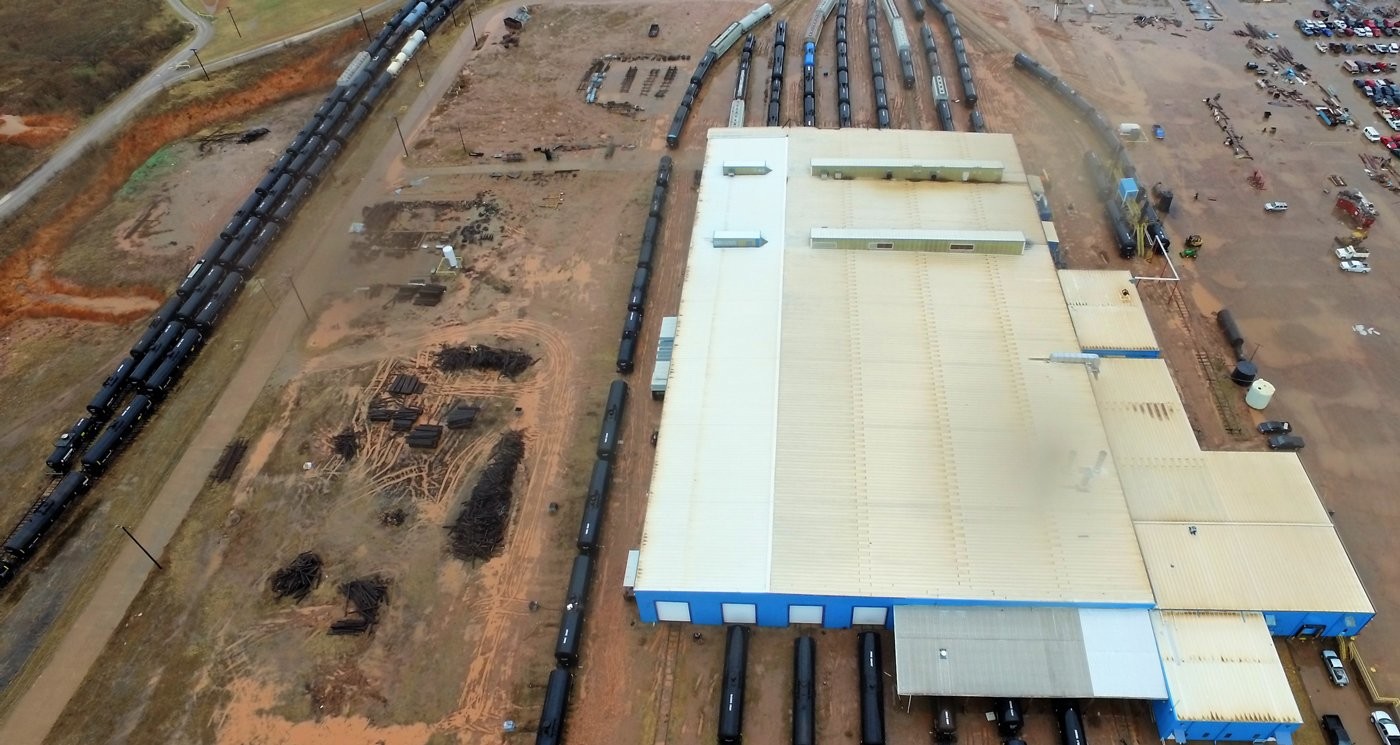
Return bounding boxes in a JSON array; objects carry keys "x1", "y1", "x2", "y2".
[
  {"x1": 190, "y1": 49, "x2": 210, "y2": 81},
  {"x1": 286, "y1": 275, "x2": 312, "y2": 322},
  {"x1": 227, "y1": 7, "x2": 243, "y2": 38},
  {"x1": 467, "y1": 7, "x2": 478, "y2": 46},
  {"x1": 358, "y1": 8, "x2": 372, "y2": 40},
  {"x1": 413, "y1": 55, "x2": 425, "y2": 85},
  {"x1": 118, "y1": 525, "x2": 163, "y2": 570},
  {"x1": 392, "y1": 115, "x2": 410, "y2": 158},
  {"x1": 457, "y1": 125, "x2": 467, "y2": 152}
]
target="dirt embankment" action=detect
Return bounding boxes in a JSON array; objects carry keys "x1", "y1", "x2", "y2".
[{"x1": 0, "y1": 29, "x2": 365, "y2": 331}]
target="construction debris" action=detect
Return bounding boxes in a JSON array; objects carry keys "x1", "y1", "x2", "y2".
[
  {"x1": 1203, "y1": 97, "x2": 1253, "y2": 160},
  {"x1": 390, "y1": 407, "x2": 423, "y2": 431},
  {"x1": 433, "y1": 344, "x2": 535, "y2": 378},
  {"x1": 448, "y1": 430, "x2": 527, "y2": 562},
  {"x1": 331, "y1": 429, "x2": 359, "y2": 461},
  {"x1": 329, "y1": 576, "x2": 390, "y2": 635},
  {"x1": 210, "y1": 438, "x2": 249, "y2": 482},
  {"x1": 269, "y1": 551, "x2": 323, "y2": 602}
]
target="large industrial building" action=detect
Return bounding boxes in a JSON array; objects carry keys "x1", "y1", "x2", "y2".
[{"x1": 632, "y1": 128, "x2": 1374, "y2": 743}]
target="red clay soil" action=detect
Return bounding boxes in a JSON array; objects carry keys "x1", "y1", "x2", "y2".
[
  {"x1": 0, "y1": 114, "x2": 78, "y2": 148},
  {"x1": 0, "y1": 29, "x2": 364, "y2": 329}
]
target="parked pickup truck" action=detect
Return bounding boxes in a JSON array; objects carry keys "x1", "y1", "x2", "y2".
[{"x1": 1336, "y1": 245, "x2": 1372, "y2": 260}]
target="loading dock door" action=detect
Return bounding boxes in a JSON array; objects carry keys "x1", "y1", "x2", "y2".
[
  {"x1": 655, "y1": 601, "x2": 691, "y2": 623},
  {"x1": 722, "y1": 603, "x2": 757, "y2": 624}
]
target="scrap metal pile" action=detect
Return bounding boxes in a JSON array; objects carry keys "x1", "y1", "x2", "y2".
[
  {"x1": 329, "y1": 576, "x2": 390, "y2": 635},
  {"x1": 269, "y1": 551, "x2": 323, "y2": 602},
  {"x1": 447, "y1": 430, "x2": 527, "y2": 561},
  {"x1": 331, "y1": 429, "x2": 359, "y2": 461},
  {"x1": 433, "y1": 344, "x2": 535, "y2": 378}
]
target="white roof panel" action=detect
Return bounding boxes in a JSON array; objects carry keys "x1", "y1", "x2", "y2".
[
  {"x1": 1057, "y1": 270, "x2": 1160, "y2": 353},
  {"x1": 893, "y1": 606, "x2": 1167, "y2": 699},
  {"x1": 1152, "y1": 611, "x2": 1303, "y2": 724}
]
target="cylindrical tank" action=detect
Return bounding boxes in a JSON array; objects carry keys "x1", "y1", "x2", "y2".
[
  {"x1": 1231, "y1": 359, "x2": 1259, "y2": 387},
  {"x1": 1056, "y1": 704, "x2": 1087, "y2": 745},
  {"x1": 719, "y1": 626, "x2": 750, "y2": 744},
  {"x1": 1216, "y1": 309, "x2": 1246, "y2": 359},
  {"x1": 934, "y1": 699, "x2": 958, "y2": 743},
  {"x1": 858, "y1": 632, "x2": 885, "y2": 745},
  {"x1": 996, "y1": 699, "x2": 1024, "y2": 737},
  {"x1": 793, "y1": 637, "x2": 816, "y2": 745},
  {"x1": 1246, "y1": 379, "x2": 1275, "y2": 410}
]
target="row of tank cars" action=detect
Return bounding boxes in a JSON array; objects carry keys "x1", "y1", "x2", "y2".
[
  {"x1": 1014, "y1": 52, "x2": 1169, "y2": 260},
  {"x1": 616, "y1": 157, "x2": 672, "y2": 374},
  {"x1": 668, "y1": 3, "x2": 776, "y2": 148},
  {"x1": 0, "y1": 0, "x2": 468, "y2": 590},
  {"x1": 536, "y1": 157, "x2": 678, "y2": 744}
]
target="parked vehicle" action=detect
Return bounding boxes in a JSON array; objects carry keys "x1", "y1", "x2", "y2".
[
  {"x1": 1268, "y1": 434, "x2": 1306, "y2": 450},
  {"x1": 1258, "y1": 421, "x2": 1292, "y2": 434},
  {"x1": 1372, "y1": 712, "x2": 1400, "y2": 745},
  {"x1": 1336, "y1": 245, "x2": 1372, "y2": 260},
  {"x1": 1325, "y1": 714, "x2": 1355, "y2": 745},
  {"x1": 1265, "y1": 201, "x2": 1289, "y2": 212},
  {"x1": 1323, "y1": 650, "x2": 1350, "y2": 686},
  {"x1": 1365, "y1": 125, "x2": 1382, "y2": 141},
  {"x1": 1340, "y1": 259, "x2": 1373, "y2": 273},
  {"x1": 1327, "y1": 715, "x2": 1356, "y2": 745}
]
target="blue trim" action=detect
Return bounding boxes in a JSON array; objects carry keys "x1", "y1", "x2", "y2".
[
  {"x1": 1260, "y1": 609, "x2": 1374, "y2": 637},
  {"x1": 1081, "y1": 348, "x2": 1161, "y2": 359},
  {"x1": 633, "y1": 590, "x2": 1154, "y2": 628},
  {"x1": 1153, "y1": 700, "x2": 1298, "y2": 743}
]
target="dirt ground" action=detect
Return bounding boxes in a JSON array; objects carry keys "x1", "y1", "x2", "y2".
[{"x1": 7, "y1": 0, "x2": 1400, "y2": 744}]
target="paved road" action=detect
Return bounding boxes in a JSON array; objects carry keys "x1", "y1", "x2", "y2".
[{"x1": 0, "y1": 0, "x2": 401, "y2": 224}]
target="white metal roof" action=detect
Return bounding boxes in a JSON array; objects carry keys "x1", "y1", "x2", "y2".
[
  {"x1": 893, "y1": 606, "x2": 1167, "y2": 699},
  {"x1": 1057, "y1": 270, "x2": 1160, "y2": 353},
  {"x1": 638, "y1": 133, "x2": 788, "y2": 593},
  {"x1": 637, "y1": 129, "x2": 1150, "y2": 604},
  {"x1": 1152, "y1": 611, "x2": 1303, "y2": 724}
]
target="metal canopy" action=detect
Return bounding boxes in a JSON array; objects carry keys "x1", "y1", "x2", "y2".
[{"x1": 893, "y1": 606, "x2": 1168, "y2": 699}]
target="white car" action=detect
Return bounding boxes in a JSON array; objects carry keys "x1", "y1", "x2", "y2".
[
  {"x1": 1391, "y1": 42, "x2": 1399, "y2": 54},
  {"x1": 1322, "y1": 650, "x2": 1350, "y2": 686},
  {"x1": 1336, "y1": 245, "x2": 1372, "y2": 260},
  {"x1": 1265, "y1": 201, "x2": 1289, "y2": 212},
  {"x1": 1340, "y1": 260, "x2": 1372, "y2": 273},
  {"x1": 1372, "y1": 711, "x2": 1400, "y2": 745},
  {"x1": 1365, "y1": 126, "x2": 1382, "y2": 141}
]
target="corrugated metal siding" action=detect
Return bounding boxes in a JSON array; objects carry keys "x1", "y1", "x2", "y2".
[
  {"x1": 770, "y1": 248, "x2": 1153, "y2": 604},
  {"x1": 636, "y1": 134, "x2": 789, "y2": 594},
  {"x1": 1152, "y1": 611, "x2": 1303, "y2": 724},
  {"x1": 1057, "y1": 270, "x2": 1160, "y2": 354},
  {"x1": 1136, "y1": 523, "x2": 1373, "y2": 613},
  {"x1": 892, "y1": 606, "x2": 1166, "y2": 698},
  {"x1": 1090, "y1": 358, "x2": 1201, "y2": 461}
]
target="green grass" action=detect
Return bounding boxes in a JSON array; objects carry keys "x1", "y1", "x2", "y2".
[
  {"x1": 119, "y1": 144, "x2": 181, "y2": 198},
  {"x1": 193, "y1": 0, "x2": 385, "y2": 59}
]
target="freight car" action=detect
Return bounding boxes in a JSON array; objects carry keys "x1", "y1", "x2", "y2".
[
  {"x1": 718, "y1": 625, "x2": 750, "y2": 744},
  {"x1": 535, "y1": 667, "x2": 572, "y2": 745},
  {"x1": 554, "y1": 606, "x2": 585, "y2": 666},
  {"x1": 596, "y1": 380, "x2": 628, "y2": 459},
  {"x1": 46, "y1": 416, "x2": 101, "y2": 474},
  {"x1": 859, "y1": 632, "x2": 886, "y2": 745},
  {"x1": 1, "y1": 472, "x2": 92, "y2": 561},
  {"x1": 793, "y1": 636, "x2": 817, "y2": 745},
  {"x1": 565, "y1": 554, "x2": 593, "y2": 609}
]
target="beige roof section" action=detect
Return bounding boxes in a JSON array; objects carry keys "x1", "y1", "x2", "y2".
[
  {"x1": 1152, "y1": 611, "x2": 1302, "y2": 724},
  {"x1": 638, "y1": 128, "x2": 1151, "y2": 602},
  {"x1": 1136, "y1": 523, "x2": 1373, "y2": 613},
  {"x1": 785, "y1": 129, "x2": 1048, "y2": 247},
  {"x1": 1090, "y1": 358, "x2": 1201, "y2": 461},
  {"x1": 769, "y1": 247, "x2": 1152, "y2": 603},
  {"x1": 1057, "y1": 270, "x2": 1160, "y2": 353},
  {"x1": 1119, "y1": 452, "x2": 1333, "y2": 525}
]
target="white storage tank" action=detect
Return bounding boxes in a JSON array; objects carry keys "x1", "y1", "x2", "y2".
[{"x1": 1245, "y1": 379, "x2": 1275, "y2": 410}]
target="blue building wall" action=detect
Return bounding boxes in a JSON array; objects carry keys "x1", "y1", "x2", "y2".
[
  {"x1": 632, "y1": 590, "x2": 1154, "y2": 628},
  {"x1": 1262, "y1": 609, "x2": 1373, "y2": 637},
  {"x1": 1081, "y1": 347, "x2": 1160, "y2": 359},
  {"x1": 1153, "y1": 700, "x2": 1298, "y2": 744}
]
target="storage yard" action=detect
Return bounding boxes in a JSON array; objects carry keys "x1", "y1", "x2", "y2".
[{"x1": 1, "y1": 0, "x2": 1400, "y2": 744}]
